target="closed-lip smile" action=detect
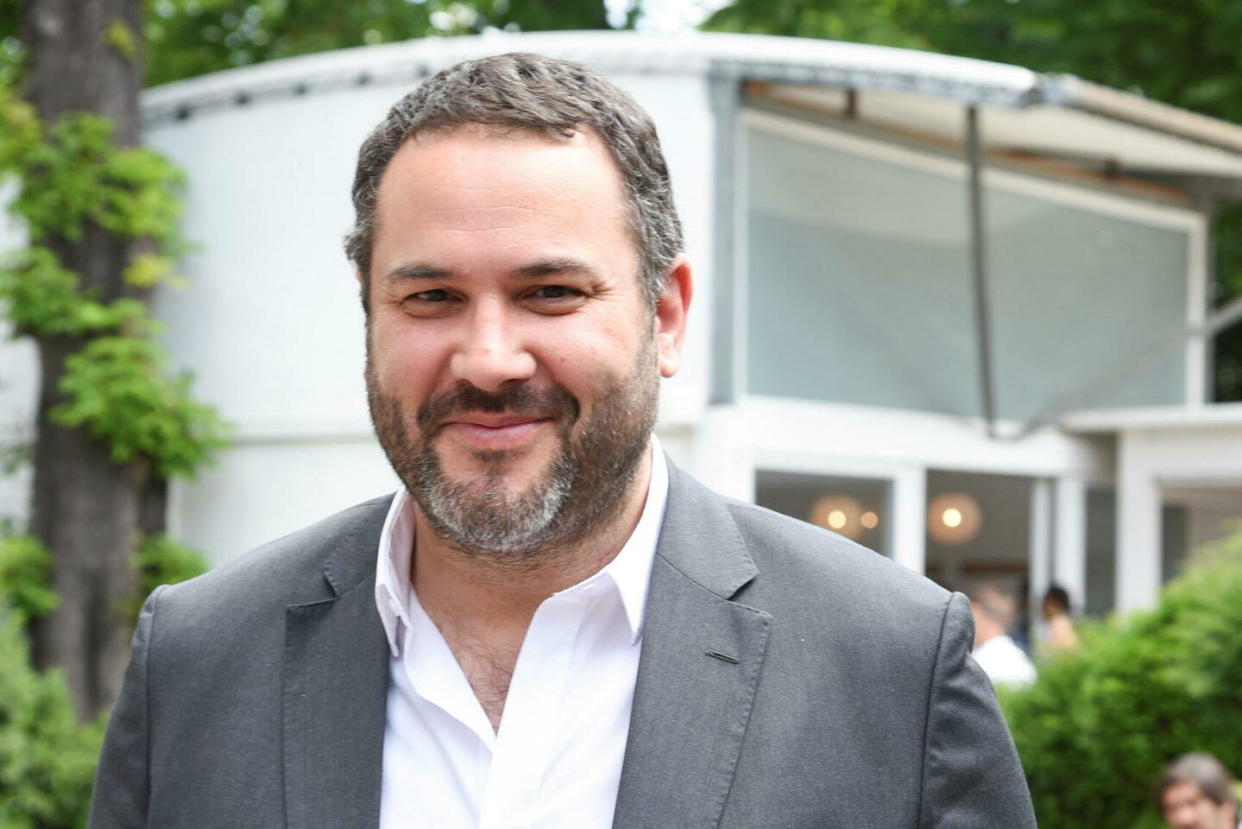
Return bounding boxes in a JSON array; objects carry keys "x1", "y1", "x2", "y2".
[
  {"x1": 449, "y1": 412, "x2": 550, "y2": 429},
  {"x1": 440, "y1": 412, "x2": 554, "y2": 450}
]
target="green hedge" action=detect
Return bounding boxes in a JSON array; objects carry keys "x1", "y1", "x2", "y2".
[
  {"x1": 0, "y1": 612, "x2": 102, "y2": 829},
  {"x1": 0, "y1": 534, "x2": 205, "y2": 827},
  {"x1": 1002, "y1": 531, "x2": 1242, "y2": 829}
]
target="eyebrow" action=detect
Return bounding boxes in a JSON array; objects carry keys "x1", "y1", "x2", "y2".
[
  {"x1": 383, "y1": 263, "x2": 450, "y2": 283},
  {"x1": 513, "y1": 258, "x2": 596, "y2": 279},
  {"x1": 383, "y1": 258, "x2": 597, "y2": 283}
]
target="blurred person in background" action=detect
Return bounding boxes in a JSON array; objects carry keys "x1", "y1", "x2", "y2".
[
  {"x1": 1040, "y1": 584, "x2": 1079, "y2": 652},
  {"x1": 970, "y1": 583, "x2": 1037, "y2": 688},
  {"x1": 1159, "y1": 753, "x2": 1240, "y2": 829}
]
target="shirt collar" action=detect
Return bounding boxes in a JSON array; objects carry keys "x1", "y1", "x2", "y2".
[
  {"x1": 374, "y1": 437, "x2": 669, "y2": 657},
  {"x1": 374, "y1": 483, "x2": 417, "y2": 658}
]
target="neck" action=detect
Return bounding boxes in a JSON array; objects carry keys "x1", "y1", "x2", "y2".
[{"x1": 412, "y1": 446, "x2": 654, "y2": 627}]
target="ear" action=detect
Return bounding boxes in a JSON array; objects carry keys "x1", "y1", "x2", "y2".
[{"x1": 654, "y1": 255, "x2": 692, "y2": 378}]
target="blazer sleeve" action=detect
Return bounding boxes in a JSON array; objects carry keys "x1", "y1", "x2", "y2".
[
  {"x1": 88, "y1": 585, "x2": 164, "y2": 829},
  {"x1": 918, "y1": 591, "x2": 1037, "y2": 828}
]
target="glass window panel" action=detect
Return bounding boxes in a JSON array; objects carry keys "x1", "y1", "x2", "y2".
[
  {"x1": 745, "y1": 120, "x2": 1192, "y2": 419},
  {"x1": 746, "y1": 127, "x2": 979, "y2": 416},
  {"x1": 987, "y1": 191, "x2": 1188, "y2": 419}
]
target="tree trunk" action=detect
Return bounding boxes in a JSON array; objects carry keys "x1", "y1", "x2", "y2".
[
  {"x1": 30, "y1": 338, "x2": 148, "y2": 718},
  {"x1": 20, "y1": 0, "x2": 154, "y2": 720}
]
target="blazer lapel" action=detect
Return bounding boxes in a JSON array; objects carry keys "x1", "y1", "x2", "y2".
[
  {"x1": 613, "y1": 465, "x2": 772, "y2": 829},
  {"x1": 284, "y1": 532, "x2": 390, "y2": 829}
]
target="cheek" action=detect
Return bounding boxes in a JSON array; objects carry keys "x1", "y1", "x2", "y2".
[
  {"x1": 541, "y1": 329, "x2": 633, "y2": 390},
  {"x1": 370, "y1": 319, "x2": 444, "y2": 381}
]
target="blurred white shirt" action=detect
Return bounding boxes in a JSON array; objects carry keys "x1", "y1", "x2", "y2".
[
  {"x1": 374, "y1": 442, "x2": 668, "y2": 829},
  {"x1": 972, "y1": 634, "x2": 1036, "y2": 689}
]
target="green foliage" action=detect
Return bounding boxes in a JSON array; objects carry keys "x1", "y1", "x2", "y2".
[
  {"x1": 703, "y1": 0, "x2": 919, "y2": 46},
  {"x1": 104, "y1": 19, "x2": 140, "y2": 61},
  {"x1": 6, "y1": 113, "x2": 183, "y2": 244},
  {"x1": 0, "y1": 529, "x2": 199, "y2": 826},
  {"x1": 52, "y1": 336, "x2": 229, "y2": 478},
  {"x1": 0, "y1": 0, "x2": 17, "y2": 49},
  {"x1": 1215, "y1": 203, "x2": 1242, "y2": 302},
  {"x1": 0, "y1": 247, "x2": 151, "y2": 337},
  {"x1": 0, "y1": 535, "x2": 57, "y2": 624},
  {"x1": 122, "y1": 252, "x2": 179, "y2": 289},
  {"x1": 144, "y1": 0, "x2": 621, "y2": 86},
  {"x1": 1216, "y1": 316, "x2": 1242, "y2": 403},
  {"x1": 1001, "y1": 533, "x2": 1242, "y2": 829},
  {"x1": 135, "y1": 533, "x2": 206, "y2": 599},
  {"x1": 0, "y1": 242, "x2": 228, "y2": 478},
  {"x1": 0, "y1": 84, "x2": 39, "y2": 170},
  {"x1": 708, "y1": 0, "x2": 1242, "y2": 128},
  {"x1": 0, "y1": 64, "x2": 226, "y2": 481},
  {"x1": 0, "y1": 612, "x2": 104, "y2": 829}
]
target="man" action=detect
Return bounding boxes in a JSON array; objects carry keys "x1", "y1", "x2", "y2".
[
  {"x1": 969, "y1": 583, "x2": 1037, "y2": 689},
  {"x1": 1159, "y1": 753, "x2": 1240, "y2": 829},
  {"x1": 89, "y1": 52, "x2": 1035, "y2": 827}
]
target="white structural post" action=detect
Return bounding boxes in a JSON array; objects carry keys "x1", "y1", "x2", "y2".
[
  {"x1": 891, "y1": 465, "x2": 927, "y2": 574},
  {"x1": 1029, "y1": 478, "x2": 1052, "y2": 616},
  {"x1": 1052, "y1": 476, "x2": 1088, "y2": 612},
  {"x1": 1116, "y1": 450, "x2": 1162, "y2": 612},
  {"x1": 690, "y1": 406, "x2": 755, "y2": 503}
]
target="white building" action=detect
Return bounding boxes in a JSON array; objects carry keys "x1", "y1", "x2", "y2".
[{"x1": 3, "y1": 31, "x2": 1241, "y2": 621}]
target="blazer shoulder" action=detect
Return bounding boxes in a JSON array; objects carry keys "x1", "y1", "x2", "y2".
[
  {"x1": 719, "y1": 496, "x2": 954, "y2": 646},
  {"x1": 153, "y1": 494, "x2": 393, "y2": 622}
]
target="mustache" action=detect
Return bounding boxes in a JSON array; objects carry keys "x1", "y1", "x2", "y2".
[{"x1": 416, "y1": 381, "x2": 579, "y2": 433}]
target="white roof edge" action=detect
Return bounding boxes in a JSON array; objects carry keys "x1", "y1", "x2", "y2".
[
  {"x1": 140, "y1": 30, "x2": 1042, "y2": 120},
  {"x1": 1062, "y1": 403, "x2": 1242, "y2": 433},
  {"x1": 139, "y1": 30, "x2": 1242, "y2": 165}
]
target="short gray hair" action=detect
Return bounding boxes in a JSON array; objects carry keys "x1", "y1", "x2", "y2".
[
  {"x1": 344, "y1": 52, "x2": 683, "y2": 311},
  {"x1": 1158, "y1": 752, "x2": 1238, "y2": 811}
]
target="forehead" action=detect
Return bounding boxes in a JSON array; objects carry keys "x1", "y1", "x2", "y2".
[
  {"x1": 1163, "y1": 781, "x2": 1210, "y2": 807},
  {"x1": 376, "y1": 124, "x2": 627, "y2": 218},
  {"x1": 367, "y1": 123, "x2": 639, "y2": 284}
]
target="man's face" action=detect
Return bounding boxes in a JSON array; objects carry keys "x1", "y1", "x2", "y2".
[
  {"x1": 363, "y1": 124, "x2": 688, "y2": 559},
  {"x1": 1162, "y1": 781, "x2": 1236, "y2": 829}
]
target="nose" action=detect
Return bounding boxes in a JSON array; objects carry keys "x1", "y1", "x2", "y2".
[{"x1": 450, "y1": 298, "x2": 537, "y2": 392}]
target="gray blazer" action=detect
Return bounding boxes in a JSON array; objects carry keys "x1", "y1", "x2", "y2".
[{"x1": 89, "y1": 465, "x2": 1036, "y2": 827}]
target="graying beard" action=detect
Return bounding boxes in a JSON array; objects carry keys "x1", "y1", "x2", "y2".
[
  {"x1": 366, "y1": 337, "x2": 657, "y2": 566},
  {"x1": 413, "y1": 448, "x2": 574, "y2": 558}
]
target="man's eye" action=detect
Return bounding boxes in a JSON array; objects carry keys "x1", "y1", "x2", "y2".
[
  {"x1": 408, "y1": 289, "x2": 450, "y2": 303},
  {"x1": 532, "y1": 285, "x2": 580, "y2": 300}
]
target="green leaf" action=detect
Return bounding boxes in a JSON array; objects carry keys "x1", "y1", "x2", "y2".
[
  {"x1": 104, "y1": 19, "x2": 139, "y2": 61},
  {"x1": 122, "y1": 252, "x2": 176, "y2": 288},
  {"x1": 0, "y1": 536, "x2": 58, "y2": 624},
  {"x1": 130, "y1": 534, "x2": 206, "y2": 621},
  {"x1": 0, "y1": 247, "x2": 155, "y2": 337},
  {"x1": 51, "y1": 337, "x2": 230, "y2": 478}
]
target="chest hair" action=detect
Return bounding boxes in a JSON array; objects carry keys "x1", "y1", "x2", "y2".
[{"x1": 444, "y1": 631, "x2": 523, "y2": 731}]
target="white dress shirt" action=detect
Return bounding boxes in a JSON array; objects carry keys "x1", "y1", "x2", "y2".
[{"x1": 375, "y1": 442, "x2": 668, "y2": 829}]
